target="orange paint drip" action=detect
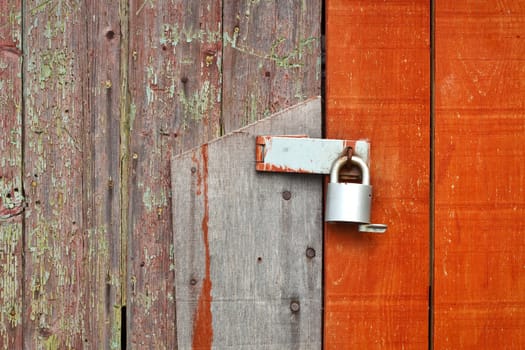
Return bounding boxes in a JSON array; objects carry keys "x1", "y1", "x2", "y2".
[{"x1": 192, "y1": 144, "x2": 213, "y2": 349}]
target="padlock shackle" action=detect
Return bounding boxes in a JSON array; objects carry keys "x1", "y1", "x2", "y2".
[{"x1": 329, "y1": 155, "x2": 370, "y2": 185}]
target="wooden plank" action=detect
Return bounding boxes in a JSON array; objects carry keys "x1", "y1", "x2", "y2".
[
  {"x1": 324, "y1": 1, "x2": 430, "y2": 348},
  {"x1": 126, "y1": 1, "x2": 222, "y2": 348},
  {"x1": 222, "y1": 0, "x2": 322, "y2": 132},
  {"x1": 83, "y1": 2, "x2": 123, "y2": 348},
  {"x1": 22, "y1": 1, "x2": 121, "y2": 348},
  {"x1": 172, "y1": 98, "x2": 322, "y2": 348},
  {"x1": 434, "y1": 2, "x2": 525, "y2": 348},
  {"x1": 0, "y1": 1, "x2": 23, "y2": 348},
  {"x1": 23, "y1": 2, "x2": 86, "y2": 347}
]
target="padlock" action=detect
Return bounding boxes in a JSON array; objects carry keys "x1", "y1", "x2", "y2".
[{"x1": 325, "y1": 155, "x2": 372, "y2": 223}]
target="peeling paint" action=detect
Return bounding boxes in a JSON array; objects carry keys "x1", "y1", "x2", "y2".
[
  {"x1": 160, "y1": 23, "x2": 221, "y2": 47},
  {"x1": 110, "y1": 305, "x2": 122, "y2": 350},
  {"x1": 43, "y1": 334, "x2": 59, "y2": 350},
  {"x1": 223, "y1": 32, "x2": 317, "y2": 69},
  {"x1": 142, "y1": 187, "x2": 167, "y2": 213},
  {"x1": 0, "y1": 223, "x2": 22, "y2": 335},
  {"x1": 179, "y1": 80, "x2": 217, "y2": 128},
  {"x1": 36, "y1": 48, "x2": 74, "y2": 90},
  {"x1": 0, "y1": 0, "x2": 321, "y2": 347}
]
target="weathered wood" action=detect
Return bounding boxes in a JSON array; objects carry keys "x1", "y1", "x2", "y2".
[
  {"x1": 22, "y1": 1, "x2": 122, "y2": 348},
  {"x1": 172, "y1": 98, "x2": 322, "y2": 348},
  {"x1": 434, "y1": 2, "x2": 525, "y2": 348},
  {"x1": 84, "y1": 1, "x2": 123, "y2": 348},
  {"x1": 126, "y1": 1, "x2": 222, "y2": 348},
  {"x1": 324, "y1": 1, "x2": 430, "y2": 348},
  {"x1": 222, "y1": 0, "x2": 322, "y2": 132},
  {"x1": 127, "y1": 2, "x2": 321, "y2": 347},
  {"x1": 23, "y1": 2, "x2": 86, "y2": 347},
  {"x1": 0, "y1": 1, "x2": 23, "y2": 349}
]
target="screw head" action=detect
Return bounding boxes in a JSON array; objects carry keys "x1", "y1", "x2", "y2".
[
  {"x1": 282, "y1": 191, "x2": 292, "y2": 200},
  {"x1": 306, "y1": 247, "x2": 316, "y2": 259},
  {"x1": 290, "y1": 301, "x2": 300, "y2": 313},
  {"x1": 191, "y1": 167, "x2": 197, "y2": 174}
]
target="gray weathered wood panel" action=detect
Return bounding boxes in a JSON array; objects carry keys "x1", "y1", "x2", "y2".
[{"x1": 172, "y1": 98, "x2": 322, "y2": 349}]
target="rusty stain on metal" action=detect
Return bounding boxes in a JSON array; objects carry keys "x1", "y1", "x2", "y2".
[
  {"x1": 256, "y1": 163, "x2": 313, "y2": 173},
  {"x1": 192, "y1": 144, "x2": 213, "y2": 349}
]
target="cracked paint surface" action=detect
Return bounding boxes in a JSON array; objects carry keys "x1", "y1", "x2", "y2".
[{"x1": 1, "y1": 0, "x2": 321, "y2": 348}]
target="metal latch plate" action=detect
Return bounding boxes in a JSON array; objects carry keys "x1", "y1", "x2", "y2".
[{"x1": 255, "y1": 136, "x2": 370, "y2": 174}]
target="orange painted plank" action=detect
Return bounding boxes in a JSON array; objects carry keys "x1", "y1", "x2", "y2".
[
  {"x1": 325, "y1": 1, "x2": 430, "y2": 348},
  {"x1": 434, "y1": 2, "x2": 525, "y2": 348}
]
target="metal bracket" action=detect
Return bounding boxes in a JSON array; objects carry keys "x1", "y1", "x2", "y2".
[{"x1": 255, "y1": 136, "x2": 370, "y2": 174}]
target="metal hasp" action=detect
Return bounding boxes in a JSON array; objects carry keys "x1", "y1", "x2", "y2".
[
  {"x1": 255, "y1": 136, "x2": 387, "y2": 233},
  {"x1": 255, "y1": 136, "x2": 370, "y2": 174}
]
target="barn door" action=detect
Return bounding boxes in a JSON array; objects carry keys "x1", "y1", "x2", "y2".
[{"x1": 325, "y1": 0, "x2": 525, "y2": 348}]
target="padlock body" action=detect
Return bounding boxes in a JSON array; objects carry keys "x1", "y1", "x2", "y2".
[{"x1": 325, "y1": 182, "x2": 372, "y2": 223}]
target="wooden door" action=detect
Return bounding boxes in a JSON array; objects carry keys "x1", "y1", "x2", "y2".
[
  {"x1": 434, "y1": 1, "x2": 525, "y2": 348},
  {"x1": 0, "y1": 1, "x2": 322, "y2": 349},
  {"x1": 325, "y1": 0, "x2": 525, "y2": 348}
]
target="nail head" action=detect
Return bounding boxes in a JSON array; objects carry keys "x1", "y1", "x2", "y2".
[{"x1": 290, "y1": 301, "x2": 300, "y2": 313}]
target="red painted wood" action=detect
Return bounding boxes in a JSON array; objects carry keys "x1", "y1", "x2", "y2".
[
  {"x1": 222, "y1": 0, "x2": 321, "y2": 132},
  {"x1": 434, "y1": 2, "x2": 525, "y2": 348},
  {"x1": 325, "y1": 1, "x2": 430, "y2": 348},
  {"x1": 22, "y1": 2, "x2": 122, "y2": 347},
  {"x1": 0, "y1": 1, "x2": 23, "y2": 348},
  {"x1": 127, "y1": 1, "x2": 222, "y2": 347}
]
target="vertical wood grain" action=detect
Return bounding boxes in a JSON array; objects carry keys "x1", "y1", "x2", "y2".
[
  {"x1": 172, "y1": 98, "x2": 322, "y2": 348},
  {"x1": 23, "y1": 2, "x2": 87, "y2": 346},
  {"x1": 434, "y1": 2, "x2": 525, "y2": 348},
  {"x1": 324, "y1": 1, "x2": 430, "y2": 348},
  {"x1": 128, "y1": 2, "x2": 322, "y2": 347},
  {"x1": 222, "y1": 0, "x2": 322, "y2": 132},
  {"x1": 22, "y1": 1, "x2": 122, "y2": 348},
  {"x1": 0, "y1": 1, "x2": 23, "y2": 349},
  {"x1": 84, "y1": 1, "x2": 123, "y2": 348},
  {"x1": 127, "y1": 1, "x2": 221, "y2": 348}
]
